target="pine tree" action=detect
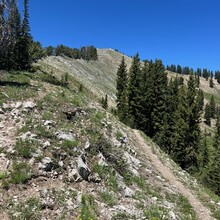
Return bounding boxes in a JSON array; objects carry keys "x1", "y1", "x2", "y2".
[
  {"x1": 209, "y1": 77, "x2": 214, "y2": 88},
  {"x1": 19, "y1": 0, "x2": 32, "y2": 70},
  {"x1": 210, "y1": 95, "x2": 216, "y2": 119},
  {"x1": 213, "y1": 114, "x2": 220, "y2": 149},
  {"x1": 199, "y1": 130, "x2": 209, "y2": 169},
  {"x1": 171, "y1": 86, "x2": 189, "y2": 168},
  {"x1": 171, "y1": 76, "x2": 201, "y2": 173},
  {"x1": 204, "y1": 104, "x2": 211, "y2": 126},
  {"x1": 177, "y1": 65, "x2": 182, "y2": 74},
  {"x1": 205, "y1": 117, "x2": 220, "y2": 195},
  {"x1": 116, "y1": 56, "x2": 128, "y2": 122},
  {"x1": 127, "y1": 53, "x2": 142, "y2": 127}
]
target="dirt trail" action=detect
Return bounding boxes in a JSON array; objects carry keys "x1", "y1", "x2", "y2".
[{"x1": 133, "y1": 129, "x2": 215, "y2": 220}]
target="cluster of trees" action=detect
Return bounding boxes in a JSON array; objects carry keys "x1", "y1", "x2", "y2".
[
  {"x1": 0, "y1": 0, "x2": 32, "y2": 70},
  {"x1": 166, "y1": 64, "x2": 220, "y2": 82},
  {"x1": 0, "y1": 0, "x2": 98, "y2": 71},
  {"x1": 116, "y1": 55, "x2": 220, "y2": 195},
  {"x1": 46, "y1": 45, "x2": 98, "y2": 61}
]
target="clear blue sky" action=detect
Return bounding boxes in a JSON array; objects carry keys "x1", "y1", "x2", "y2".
[{"x1": 19, "y1": 0, "x2": 220, "y2": 71}]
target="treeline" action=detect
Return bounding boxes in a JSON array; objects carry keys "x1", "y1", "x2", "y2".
[
  {"x1": 167, "y1": 64, "x2": 220, "y2": 83},
  {"x1": 116, "y1": 55, "x2": 220, "y2": 195},
  {"x1": 45, "y1": 45, "x2": 98, "y2": 61},
  {"x1": 0, "y1": 0, "x2": 98, "y2": 71}
]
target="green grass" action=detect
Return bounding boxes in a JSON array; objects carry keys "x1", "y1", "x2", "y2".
[
  {"x1": 204, "y1": 92, "x2": 220, "y2": 104},
  {"x1": 144, "y1": 205, "x2": 169, "y2": 220},
  {"x1": 14, "y1": 139, "x2": 38, "y2": 159},
  {"x1": 99, "y1": 191, "x2": 117, "y2": 207},
  {"x1": 10, "y1": 162, "x2": 32, "y2": 184},
  {"x1": 78, "y1": 194, "x2": 97, "y2": 220},
  {"x1": 8, "y1": 197, "x2": 42, "y2": 220}
]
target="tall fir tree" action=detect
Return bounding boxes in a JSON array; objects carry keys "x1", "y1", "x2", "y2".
[
  {"x1": 204, "y1": 116, "x2": 220, "y2": 195},
  {"x1": 116, "y1": 56, "x2": 128, "y2": 122},
  {"x1": 155, "y1": 77, "x2": 179, "y2": 154},
  {"x1": 210, "y1": 95, "x2": 216, "y2": 119},
  {"x1": 19, "y1": 0, "x2": 32, "y2": 70},
  {"x1": 204, "y1": 104, "x2": 211, "y2": 126},
  {"x1": 127, "y1": 53, "x2": 142, "y2": 127}
]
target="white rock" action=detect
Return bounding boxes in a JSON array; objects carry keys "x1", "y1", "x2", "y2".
[
  {"x1": 43, "y1": 141, "x2": 50, "y2": 149},
  {"x1": 77, "y1": 155, "x2": 90, "y2": 180},
  {"x1": 57, "y1": 131, "x2": 75, "y2": 141},
  {"x1": 168, "y1": 211, "x2": 177, "y2": 220},
  {"x1": 23, "y1": 101, "x2": 36, "y2": 109}
]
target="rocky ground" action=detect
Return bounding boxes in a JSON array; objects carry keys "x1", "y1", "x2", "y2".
[{"x1": 0, "y1": 54, "x2": 220, "y2": 219}]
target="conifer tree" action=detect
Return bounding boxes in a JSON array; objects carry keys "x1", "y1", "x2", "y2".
[
  {"x1": 204, "y1": 104, "x2": 211, "y2": 126},
  {"x1": 127, "y1": 53, "x2": 142, "y2": 127},
  {"x1": 213, "y1": 114, "x2": 220, "y2": 149},
  {"x1": 199, "y1": 130, "x2": 209, "y2": 169},
  {"x1": 150, "y1": 59, "x2": 168, "y2": 137},
  {"x1": 155, "y1": 77, "x2": 179, "y2": 154},
  {"x1": 210, "y1": 95, "x2": 216, "y2": 119},
  {"x1": 197, "y1": 89, "x2": 204, "y2": 111},
  {"x1": 116, "y1": 56, "x2": 128, "y2": 122},
  {"x1": 171, "y1": 75, "x2": 201, "y2": 173},
  {"x1": 205, "y1": 116, "x2": 220, "y2": 195},
  {"x1": 19, "y1": 0, "x2": 32, "y2": 70},
  {"x1": 209, "y1": 77, "x2": 214, "y2": 88}
]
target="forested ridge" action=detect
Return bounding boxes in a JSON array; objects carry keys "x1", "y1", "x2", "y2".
[{"x1": 116, "y1": 55, "x2": 220, "y2": 196}]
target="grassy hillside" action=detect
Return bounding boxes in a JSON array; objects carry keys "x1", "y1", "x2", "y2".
[{"x1": 0, "y1": 50, "x2": 220, "y2": 219}]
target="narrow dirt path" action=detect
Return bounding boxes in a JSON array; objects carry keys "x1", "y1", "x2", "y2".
[{"x1": 133, "y1": 129, "x2": 215, "y2": 220}]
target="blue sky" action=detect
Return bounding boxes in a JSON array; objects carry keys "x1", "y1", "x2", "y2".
[{"x1": 18, "y1": 0, "x2": 220, "y2": 71}]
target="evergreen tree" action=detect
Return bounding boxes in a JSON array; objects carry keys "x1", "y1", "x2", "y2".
[
  {"x1": 213, "y1": 114, "x2": 220, "y2": 149},
  {"x1": 209, "y1": 77, "x2": 214, "y2": 88},
  {"x1": 199, "y1": 130, "x2": 209, "y2": 169},
  {"x1": 171, "y1": 87, "x2": 189, "y2": 168},
  {"x1": 150, "y1": 59, "x2": 168, "y2": 137},
  {"x1": 154, "y1": 77, "x2": 178, "y2": 153},
  {"x1": 205, "y1": 117, "x2": 220, "y2": 195},
  {"x1": 210, "y1": 95, "x2": 216, "y2": 119},
  {"x1": 116, "y1": 56, "x2": 128, "y2": 122},
  {"x1": 19, "y1": 0, "x2": 32, "y2": 70},
  {"x1": 204, "y1": 104, "x2": 211, "y2": 126},
  {"x1": 171, "y1": 75, "x2": 201, "y2": 173},
  {"x1": 197, "y1": 89, "x2": 204, "y2": 111},
  {"x1": 127, "y1": 53, "x2": 142, "y2": 127},
  {"x1": 177, "y1": 65, "x2": 182, "y2": 74}
]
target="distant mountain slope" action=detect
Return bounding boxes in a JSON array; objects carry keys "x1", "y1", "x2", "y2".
[
  {"x1": 37, "y1": 49, "x2": 132, "y2": 106},
  {"x1": 38, "y1": 49, "x2": 220, "y2": 106}
]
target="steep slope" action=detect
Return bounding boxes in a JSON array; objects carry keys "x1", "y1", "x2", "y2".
[
  {"x1": 0, "y1": 52, "x2": 220, "y2": 219},
  {"x1": 37, "y1": 49, "x2": 132, "y2": 106}
]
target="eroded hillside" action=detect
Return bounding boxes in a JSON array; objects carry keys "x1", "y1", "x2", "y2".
[{"x1": 0, "y1": 51, "x2": 220, "y2": 219}]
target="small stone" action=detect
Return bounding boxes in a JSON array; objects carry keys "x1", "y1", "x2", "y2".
[
  {"x1": 57, "y1": 131, "x2": 75, "y2": 141},
  {"x1": 39, "y1": 157, "x2": 53, "y2": 172},
  {"x1": 43, "y1": 141, "x2": 50, "y2": 149},
  {"x1": 23, "y1": 101, "x2": 36, "y2": 110},
  {"x1": 168, "y1": 211, "x2": 176, "y2": 220},
  {"x1": 58, "y1": 161, "x2": 64, "y2": 167}
]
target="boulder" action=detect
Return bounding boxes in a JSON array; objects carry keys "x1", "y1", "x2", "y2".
[
  {"x1": 88, "y1": 172, "x2": 101, "y2": 183},
  {"x1": 23, "y1": 101, "x2": 36, "y2": 110},
  {"x1": 57, "y1": 131, "x2": 75, "y2": 141},
  {"x1": 39, "y1": 157, "x2": 53, "y2": 172},
  {"x1": 77, "y1": 155, "x2": 90, "y2": 180},
  {"x1": 68, "y1": 168, "x2": 82, "y2": 182}
]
